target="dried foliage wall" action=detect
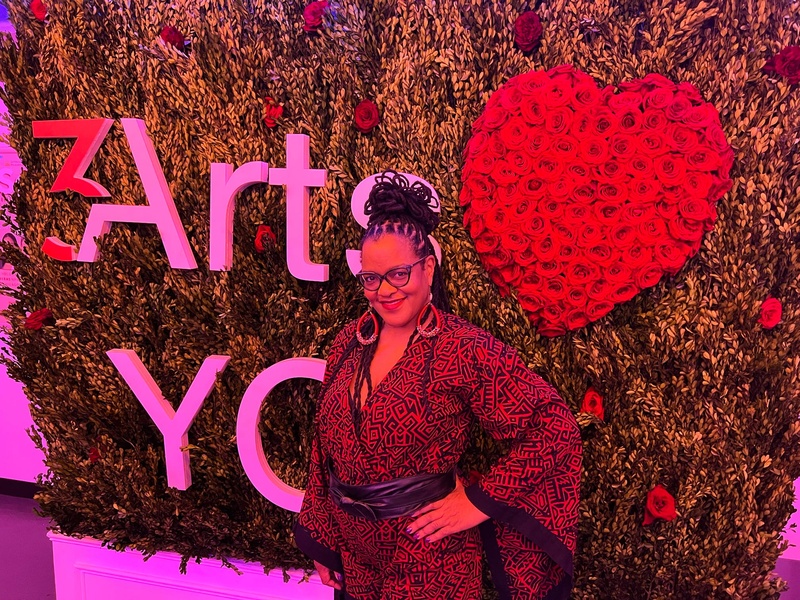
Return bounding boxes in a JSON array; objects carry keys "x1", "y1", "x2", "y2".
[{"x1": 0, "y1": 0, "x2": 798, "y2": 597}]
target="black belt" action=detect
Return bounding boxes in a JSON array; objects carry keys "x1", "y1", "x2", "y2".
[{"x1": 328, "y1": 462, "x2": 456, "y2": 522}]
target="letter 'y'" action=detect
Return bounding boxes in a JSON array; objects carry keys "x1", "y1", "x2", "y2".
[{"x1": 107, "y1": 349, "x2": 230, "y2": 490}]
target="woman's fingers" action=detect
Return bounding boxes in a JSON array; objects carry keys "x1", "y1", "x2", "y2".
[{"x1": 314, "y1": 561, "x2": 343, "y2": 590}]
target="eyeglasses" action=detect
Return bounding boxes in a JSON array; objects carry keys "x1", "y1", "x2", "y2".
[{"x1": 356, "y1": 257, "x2": 428, "y2": 291}]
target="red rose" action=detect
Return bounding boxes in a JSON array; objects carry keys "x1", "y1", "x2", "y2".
[
  {"x1": 550, "y1": 137, "x2": 578, "y2": 160},
  {"x1": 581, "y1": 387, "x2": 604, "y2": 420},
  {"x1": 538, "y1": 198, "x2": 565, "y2": 220},
  {"x1": 668, "y1": 216, "x2": 705, "y2": 242},
  {"x1": 302, "y1": 0, "x2": 328, "y2": 32},
  {"x1": 623, "y1": 245, "x2": 654, "y2": 269},
  {"x1": 507, "y1": 149, "x2": 535, "y2": 176},
  {"x1": 642, "y1": 109, "x2": 668, "y2": 131},
  {"x1": 499, "y1": 86, "x2": 525, "y2": 114},
  {"x1": 534, "y1": 260, "x2": 561, "y2": 279},
  {"x1": 524, "y1": 130, "x2": 549, "y2": 156},
  {"x1": 483, "y1": 246, "x2": 514, "y2": 271},
  {"x1": 622, "y1": 203, "x2": 656, "y2": 224},
  {"x1": 516, "y1": 70, "x2": 550, "y2": 94},
  {"x1": 586, "y1": 300, "x2": 614, "y2": 321},
  {"x1": 676, "y1": 81, "x2": 703, "y2": 102},
  {"x1": 565, "y1": 287, "x2": 588, "y2": 307},
  {"x1": 571, "y1": 111, "x2": 593, "y2": 137},
  {"x1": 24, "y1": 308, "x2": 55, "y2": 330},
  {"x1": 654, "y1": 155, "x2": 687, "y2": 185},
  {"x1": 544, "y1": 106, "x2": 572, "y2": 134},
  {"x1": 656, "y1": 200, "x2": 680, "y2": 220},
  {"x1": 678, "y1": 197, "x2": 710, "y2": 221},
  {"x1": 475, "y1": 233, "x2": 500, "y2": 255},
  {"x1": 501, "y1": 230, "x2": 529, "y2": 252},
  {"x1": 666, "y1": 93, "x2": 692, "y2": 121},
  {"x1": 485, "y1": 204, "x2": 511, "y2": 233},
  {"x1": 354, "y1": 99, "x2": 380, "y2": 133},
  {"x1": 520, "y1": 98, "x2": 546, "y2": 126},
  {"x1": 634, "y1": 263, "x2": 664, "y2": 289},
  {"x1": 686, "y1": 146, "x2": 721, "y2": 171},
  {"x1": 763, "y1": 46, "x2": 800, "y2": 85},
  {"x1": 566, "y1": 309, "x2": 589, "y2": 330},
  {"x1": 637, "y1": 219, "x2": 668, "y2": 245},
  {"x1": 565, "y1": 261, "x2": 600, "y2": 286},
  {"x1": 576, "y1": 223, "x2": 605, "y2": 248},
  {"x1": 531, "y1": 235, "x2": 561, "y2": 262},
  {"x1": 639, "y1": 131, "x2": 668, "y2": 156},
  {"x1": 263, "y1": 97, "x2": 284, "y2": 128},
  {"x1": 473, "y1": 152, "x2": 498, "y2": 175},
  {"x1": 665, "y1": 123, "x2": 700, "y2": 153},
  {"x1": 483, "y1": 105, "x2": 511, "y2": 129},
  {"x1": 464, "y1": 174, "x2": 496, "y2": 201},
  {"x1": 654, "y1": 241, "x2": 688, "y2": 274},
  {"x1": 608, "y1": 134, "x2": 637, "y2": 160},
  {"x1": 509, "y1": 197, "x2": 538, "y2": 223},
  {"x1": 684, "y1": 104, "x2": 718, "y2": 129},
  {"x1": 160, "y1": 25, "x2": 185, "y2": 48},
  {"x1": 609, "y1": 283, "x2": 639, "y2": 303},
  {"x1": 537, "y1": 319, "x2": 567, "y2": 337},
  {"x1": 586, "y1": 279, "x2": 613, "y2": 301},
  {"x1": 572, "y1": 183, "x2": 596, "y2": 204},
  {"x1": 31, "y1": 0, "x2": 47, "y2": 21},
  {"x1": 468, "y1": 192, "x2": 496, "y2": 216},
  {"x1": 255, "y1": 224, "x2": 277, "y2": 252},
  {"x1": 579, "y1": 138, "x2": 610, "y2": 164},
  {"x1": 497, "y1": 183, "x2": 521, "y2": 206},
  {"x1": 593, "y1": 201, "x2": 623, "y2": 224},
  {"x1": 627, "y1": 155, "x2": 654, "y2": 179},
  {"x1": 531, "y1": 156, "x2": 563, "y2": 181},
  {"x1": 591, "y1": 109, "x2": 620, "y2": 137},
  {"x1": 644, "y1": 88, "x2": 673, "y2": 110},
  {"x1": 644, "y1": 484, "x2": 678, "y2": 525},
  {"x1": 758, "y1": 297, "x2": 782, "y2": 329},
  {"x1": 572, "y1": 81, "x2": 600, "y2": 110},
  {"x1": 594, "y1": 161, "x2": 628, "y2": 184},
  {"x1": 514, "y1": 246, "x2": 539, "y2": 267},
  {"x1": 499, "y1": 117, "x2": 529, "y2": 150},
  {"x1": 522, "y1": 214, "x2": 551, "y2": 238},
  {"x1": 605, "y1": 262, "x2": 633, "y2": 284},
  {"x1": 618, "y1": 109, "x2": 643, "y2": 133},
  {"x1": 467, "y1": 215, "x2": 485, "y2": 239},
  {"x1": 89, "y1": 447, "x2": 101, "y2": 463},
  {"x1": 609, "y1": 223, "x2": 637, "y2": 248},
  {"x1": 682, "y1": 171, "x2": 713, "y2": 199},
  {"x1": 585, "y1": 244, "x2": 615, "y2": 267},
  {"x1": 629, "y1": 180, "x2": 662, "y2": 203},
  {"x1": 519, "y1": 289, "x2": 547, "y2": 314},
  {"x1": 514, "y1": 11, "x2": 543, "y2": 52},
  {"x1": 491, "y1": 159, "x2": 519, "y2": 186},
  {"x1": 543, "y1": 278, "x2": 568, "y2": 301},
  {"x1": 547, "y1": 178, "x2": 575, "y2": 198},
  {"x1": 607, "y1": 91, "x2": 642, "y2": 112},
  {"x1": 464, "y1": 131, "x2": 491, "y2": 160}
]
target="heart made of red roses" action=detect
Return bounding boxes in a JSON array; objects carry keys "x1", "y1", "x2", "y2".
[{"x1": 459, "y1": 65, "x2": 734, "y2": 337}]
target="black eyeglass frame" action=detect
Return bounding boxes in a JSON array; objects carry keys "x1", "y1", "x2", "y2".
[{"x1": 355, "y1": 256, "x2": 430, "y2": 291}]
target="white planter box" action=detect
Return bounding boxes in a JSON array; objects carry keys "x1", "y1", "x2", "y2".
[{"x1": 49, "y1": 532, "x2": 333, "y2": 600}]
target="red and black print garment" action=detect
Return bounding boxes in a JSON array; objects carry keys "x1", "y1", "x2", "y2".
[{"x1": 294, "y1": 311, "x2": 582, "y2": 600}]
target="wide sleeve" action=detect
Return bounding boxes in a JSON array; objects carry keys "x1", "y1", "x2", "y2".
[
  {"x1": 463, "y1": 331, "x2": 582, "y2": 600},
  {"x1": 292, "y1": 327, "x2": 353, "y2": 574}
]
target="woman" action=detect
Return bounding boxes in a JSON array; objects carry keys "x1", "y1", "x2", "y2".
[{"x1": 293, "y1": 171, "x2": 581, "y2": 599}]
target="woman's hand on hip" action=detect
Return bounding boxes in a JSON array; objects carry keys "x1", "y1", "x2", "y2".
[
  {"x1": 314, "y1": 560, "x2": 342, "y2": 590},
  {"x1": 406, "y1": 477, "x2": 489, "y2": 543}
]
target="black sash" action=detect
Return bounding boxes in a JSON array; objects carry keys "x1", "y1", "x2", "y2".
[{"x1": 328, "y1": 462, "x2": 456, "y2": 521}]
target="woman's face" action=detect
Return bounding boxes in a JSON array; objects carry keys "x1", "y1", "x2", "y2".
[{"x1": 360, "y1": 233, "x2": 435, "y2": 334}]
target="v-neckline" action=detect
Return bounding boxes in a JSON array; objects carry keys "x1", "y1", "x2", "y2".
[{"x1": 348, "y1": 332, "x2": 419, "y2": 411}]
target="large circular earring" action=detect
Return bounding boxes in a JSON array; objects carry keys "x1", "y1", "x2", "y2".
[
  {"x1": 356, "y1": 306, "x2": 379, "y2": 345},
  {"x1": 416, "y1": 295, "x2": 441, "y2": 339}
]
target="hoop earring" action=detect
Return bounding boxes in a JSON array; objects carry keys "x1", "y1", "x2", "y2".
[
  {"x1": 416, "y1": 300, "x2": 441, "y2": 339},
  {"x1": 356, "y1": 307, "x2": 379, "y2": 345}
]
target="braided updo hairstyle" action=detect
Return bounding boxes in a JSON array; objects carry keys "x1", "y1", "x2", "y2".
[{"x1": 361, "y1": 170, "x2": 450, "y2": 313}]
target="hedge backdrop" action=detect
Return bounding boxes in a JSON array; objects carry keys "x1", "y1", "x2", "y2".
[{"x1": 0, "y1": 0, "x2": 798, "y2": 598}]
